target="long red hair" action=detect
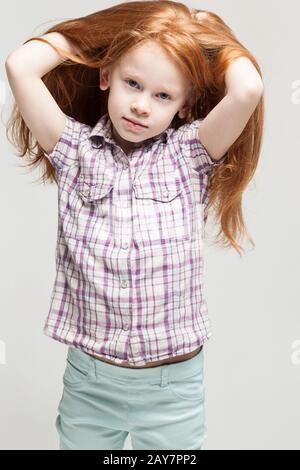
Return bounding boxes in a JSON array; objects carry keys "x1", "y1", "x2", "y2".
[{"x1": 6, "y1": 0, "x2": 264, "y2": 256}]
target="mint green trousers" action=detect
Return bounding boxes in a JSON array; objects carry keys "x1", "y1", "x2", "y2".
[{"x1": 56, "y1": 345, "x2": 207, "y2": 450}]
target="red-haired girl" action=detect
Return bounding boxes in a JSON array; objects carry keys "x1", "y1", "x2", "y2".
[{"x1": 5, "y1": 1, "x2": 264, "y2": 450}]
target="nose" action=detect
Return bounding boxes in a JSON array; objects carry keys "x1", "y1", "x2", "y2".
[{"x1": 131, "y1": 97, "x2": 150, "y2": 116}]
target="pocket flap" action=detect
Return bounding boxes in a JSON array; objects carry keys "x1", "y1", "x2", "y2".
[
  {"x1": 133, "y1": 179, "x2": 182, "y2": 202},
  {"x1": 77, "y1": 175, "x2": 113, "y2": 203}
]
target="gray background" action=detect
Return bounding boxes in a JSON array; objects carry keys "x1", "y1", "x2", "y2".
[{"x1": 1, "y1": 0, "x2": 299, "y2": 450}]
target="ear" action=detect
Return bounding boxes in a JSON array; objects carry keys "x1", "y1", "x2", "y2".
[
  {"x1": 178, "y1": 102, "x2": 191, "y2": 119},
  {"x1": 99, "y1": 65, "x2": 111, "y2": 90},
  {"x1": 178, "y1": 93, "x2": 196, "y2": 119},
  {"x1": 178, "y1": 97, "x2": 194, "y2": 119}
]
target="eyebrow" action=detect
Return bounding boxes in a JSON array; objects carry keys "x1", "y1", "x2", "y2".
[{"x1": 121, "y1": 67, "x2": 181, "y2": 94}]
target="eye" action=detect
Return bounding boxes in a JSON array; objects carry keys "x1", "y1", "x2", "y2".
[
  {"x1": 126, "y1": 79, "x2": 139, "y2": 89},
  {"x1": 124, "y1": 79, "x2": 171, "y2": 100},
  {"x1": 157, "y1": 92, "x2": 171, "y2": 101}
]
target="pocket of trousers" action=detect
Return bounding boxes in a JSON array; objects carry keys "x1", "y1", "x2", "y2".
[
  {"x1": 63, "y1": 357, "x2": 94, "y2": 387},
  {"x1": 167, "y1": 370, "x2": 205, "y2": 402}
]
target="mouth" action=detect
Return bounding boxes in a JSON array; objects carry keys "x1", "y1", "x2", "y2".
[{"x1": 123, "y1": 117, "x2": 147, "y2": 129}]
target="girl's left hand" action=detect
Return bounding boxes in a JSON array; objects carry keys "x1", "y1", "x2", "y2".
[{"x1": 190, "y1": 10, "x2": 209, "y2": 22}]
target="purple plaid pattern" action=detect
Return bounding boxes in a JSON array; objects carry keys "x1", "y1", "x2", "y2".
[{"x1": 43, "y1": 113, "x2": 226, "y2": 366}]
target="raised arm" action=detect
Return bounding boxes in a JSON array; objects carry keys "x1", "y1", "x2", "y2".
[
  {"x1": 198, "y1": 57, "x2": 264, "y2": 161},
  {"x1": 5, "y1": 33, "x2": 78, "y2": 154}
]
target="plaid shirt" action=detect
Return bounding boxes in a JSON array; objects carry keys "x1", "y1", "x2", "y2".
[{"x1": 43, "y1": 113, "x2": 226, "y2": 366}]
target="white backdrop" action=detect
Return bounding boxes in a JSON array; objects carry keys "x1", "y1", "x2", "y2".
[{"x1": 0, "y1": 0, "x2": 299, "y2": 450}]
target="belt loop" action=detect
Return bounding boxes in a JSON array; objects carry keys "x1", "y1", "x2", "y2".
[
  {"x1": 160, "y1": 364, "x2": 169, "y2": 388},
  {"x1": 89, "y1": 355, "x2": 97, "y2": 380}
]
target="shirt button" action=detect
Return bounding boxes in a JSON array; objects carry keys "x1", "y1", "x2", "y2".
[
  {"x1": 121, "y1": 280, "x2": 128, "y2": 288},
  {"x1": 123, "y1": 163, "x2": 129, "y2": 170},
  {"x1": 162, "y1": 190, "x2": 169, "y2": 198},
  {"x1": 123, "y1": 323, "x2": 129, "y2": 331},
  {"x1": 122, "y1": 201, "x2": 129, "y2": 208},
  {"x1": 122, "y1": 242, "x2": 129, "y2": 250},
  {"x1": 132, "y1": 344, "x2": 139, "y2": 353}
]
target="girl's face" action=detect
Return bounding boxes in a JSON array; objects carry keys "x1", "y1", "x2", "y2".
[{"x1": 99, "y1": 40, "x2": 193, "y2": 154}]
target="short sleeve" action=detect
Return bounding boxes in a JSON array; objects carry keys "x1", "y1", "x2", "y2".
[
  {"x1": 177, "y1": 118, "x2": 227, "y2": 175},
  {"x1": 43, "y1": 115, "x2": 89, "y2": 173}
]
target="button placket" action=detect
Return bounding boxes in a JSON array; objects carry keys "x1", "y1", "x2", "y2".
[{"x1": 115, "y1": 168, "x2": 132, "y2": 337}]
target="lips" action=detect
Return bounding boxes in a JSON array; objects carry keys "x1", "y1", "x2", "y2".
[{"x1": 124, "y1": 117, "x2": 147, "y2": 127}]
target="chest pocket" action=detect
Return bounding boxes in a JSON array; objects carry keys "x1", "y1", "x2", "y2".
[
  {"x1": 76, "y1": 174, "x2": 113, "y2": 204},
  {"x1": 132, "y1": 173, "x2": 192, "y2": 244},
  {"x1": 62, "y1": 171, "x2": 114, "y2": 243}
]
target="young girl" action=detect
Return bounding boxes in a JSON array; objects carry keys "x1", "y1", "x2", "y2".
[{"x1": 5, "y1": 1, "x2": 264, "y2": 450}]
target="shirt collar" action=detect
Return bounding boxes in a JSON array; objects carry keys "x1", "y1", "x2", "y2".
[{"x1": 88, "y1": 113, "x2": 170, "y2": 152}]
